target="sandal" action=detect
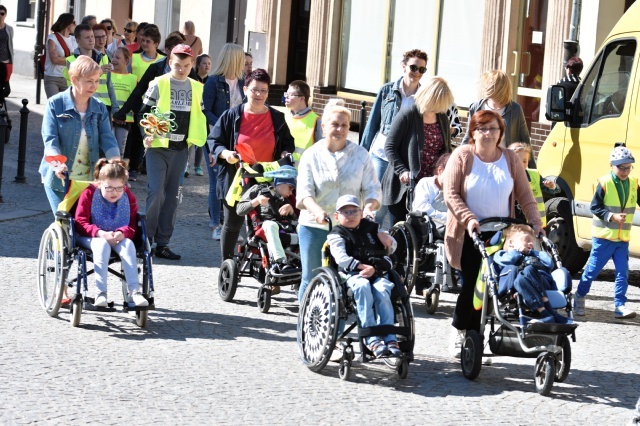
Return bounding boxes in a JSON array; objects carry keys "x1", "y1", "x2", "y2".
[
  {"x1": 369, "y1": 340, "x2": 390, "y2": 358},
  {"x1": 386, "y1": 340, "x2": 403, "y2": 358}
]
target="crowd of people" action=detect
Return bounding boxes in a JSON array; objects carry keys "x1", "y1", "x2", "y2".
[{"x1": 38, "y1": 13, "x2": 637, "y2": 360}]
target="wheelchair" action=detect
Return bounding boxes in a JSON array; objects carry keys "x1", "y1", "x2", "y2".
[
  {"x1": 36, "y1": 181, "x2": 155, "y2": 328},
  {"x1": 461, "y1": 217, "x2": 578, "y2": 396},
  {"x1": 297, "y1": 241, "x2": 415, "y2": 380},
  {"x1": 217, "y1": 155, "x2": 301, "y2": 313},
  {"x1": 390, "y1": 211, "x2": 458, "y2": 314}
]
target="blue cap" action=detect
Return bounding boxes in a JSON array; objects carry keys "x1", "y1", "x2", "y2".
[{"x1": 273, "y1": 165, "x2": 297, "y2": 188}]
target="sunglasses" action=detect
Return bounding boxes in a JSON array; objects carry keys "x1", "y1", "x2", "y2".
[
  {"x1": 124, "y1": 28, "x2": 135, "y2": 33},
  {"x1": 408, "y1": 64, "x2": 427, "y2": 74},
  {"x1": 0, "y1": 12, "x2": 5, "y2": 16},
  {"x1": 105, "y1": 25, "x2": 113, "y2": 31}
]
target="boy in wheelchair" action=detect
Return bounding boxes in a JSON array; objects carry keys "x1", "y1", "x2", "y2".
[
  {"x1": 327, "y1": 195, "x2": 402, "y2": 358},
  {"x1": 493, "y1": 224, "x2": 572, "y2": 325},
  {"x1": 236, "y1": 165, "x2": 299, "y2": 277}
]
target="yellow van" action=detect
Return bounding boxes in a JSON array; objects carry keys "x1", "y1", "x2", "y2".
[{"x1": 541, "y1": 1, "x2": 639, "y2": 274}]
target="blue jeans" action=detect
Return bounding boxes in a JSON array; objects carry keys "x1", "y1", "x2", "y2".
[
  {"x1": 347, "y1": 274, "x2": 396, "y2": 345},
  {"x1": 371, "y1": 154, "x2": 392, "y2": 227},
  {"x1": 206, "y1": 158, "x2": 221, "y2": 227},
  {"x1": 44, "y1": 185, "x2": 64, "y2": 217},
  {"x1": 577, "y1": 237, "x2": 629, "y2": 307},
  {"x1": 298, "y1": 224, "x2": 329, "y2": 302}
]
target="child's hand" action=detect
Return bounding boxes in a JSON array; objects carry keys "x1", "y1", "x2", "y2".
[
  {"x1": 279, "y1": 204, "x2": 293, "y2": 216},
  {"x1": 143, "y1": 135, "x2": 154, "y2": 148},
  {"x1": 542, "y1": 179, "x2": 556, "y2": 189},
  {"x1": 113, "y1": 231, "x2": 125, "y2": 244},
  {"x1": 612, "y1": 213, "x2": 627, "y2": 224},
  {"x1": 98, "y1": 230, "x2": 118, "y2": 245},
  {"x1": 358, "y1": 264, "x2": 375, "y2": 278},
  {"x1": 255, "y1": 194, "x2": 269, "y2": 206}
]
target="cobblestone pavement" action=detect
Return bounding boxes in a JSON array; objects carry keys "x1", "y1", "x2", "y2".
[{"x1": 1, "y1": 75, "x2": 639, "y2": 425}]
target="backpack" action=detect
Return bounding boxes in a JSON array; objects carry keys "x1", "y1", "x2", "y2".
[{"x1": 40, "y1": 33, "x2": 70, "y2": 74}]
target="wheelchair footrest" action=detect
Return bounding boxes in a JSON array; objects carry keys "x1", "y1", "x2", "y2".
[
  {"x1": 525, "y1": 322, "x2": 578, "y2": 334},
  {"x1": 122, "y1": 302, "x2": 155, "y2": 312},
  {"x1": 83, "y1": 297, "x2": 117, "y2": 312},
  {"x1": 358, "y1": 325, "x2": 411, "y2": 339}
]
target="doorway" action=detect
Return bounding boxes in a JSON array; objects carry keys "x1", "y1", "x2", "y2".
[{"x1": 286, "y1": 0, "x2": 311, "y2": 83}]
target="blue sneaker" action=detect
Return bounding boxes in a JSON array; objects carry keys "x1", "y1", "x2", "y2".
[{"x1": 369, "y1": 340, "x2": 390, "y2": 358}]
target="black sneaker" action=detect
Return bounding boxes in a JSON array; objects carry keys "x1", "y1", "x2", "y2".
[
  {"x1": 155, "y1": 246, "x2": 181, "y2": 260},
  {"x1": 128, "y1": 170, "x2": 138, "y2": 181}
]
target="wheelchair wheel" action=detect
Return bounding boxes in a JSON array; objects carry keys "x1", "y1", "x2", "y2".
[
  {"x1": 338, "y1": 359, "x2": 351, "y2": 381},
  {"x1": 37, "y1": 223, "x2": 68, "y2": 317},
  {"x1": 389, "y1": 222, "x2": 419, "y2": 294},
  {"x1": 461, "y1": 330, "x2": 483, "y2": 380},
  {"x1": 70, "y1": 298, "x2": 82, "y2": 327},
  {"x1": 397, "y1": 358, "x2": 409, "y2": 379},
  {"x1": 218, "y1": 259, "x2": 238, "y2": 302},
  {"x1": 257, "y1": 286, "x2": 271, "y2": 313},
  {"x1": 297, "y1": 268, "x2": 341, "y2": 372},
  {"x1": 424, "y1": 287, "x2": 440, "y2": 315},
  {"x1": 535, "y1": 354, "x2": 555, "y2": 396},
  {"x1": 555, "y1": 335, "x2": 572, "y2": 382}
]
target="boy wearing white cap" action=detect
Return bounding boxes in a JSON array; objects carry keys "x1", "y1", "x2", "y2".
[
  {"x1": 327, "y1": 194, "x2": 401, "y2": 358},
  {"x1": 574, "y1": 146, "x2": 638, "y2": 319}
]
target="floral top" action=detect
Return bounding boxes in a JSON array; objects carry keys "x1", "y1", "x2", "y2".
[
  {"x1": 68, "y1": 113, "x2": 91, "y2": 181},
  {"x1": 415, "y1": 122, "x2": 444, "y2": 181}
]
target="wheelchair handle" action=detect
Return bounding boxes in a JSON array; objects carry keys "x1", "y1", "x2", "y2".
[{"x1": 323, "y1": 215, "x2": 332, "y2": 231}]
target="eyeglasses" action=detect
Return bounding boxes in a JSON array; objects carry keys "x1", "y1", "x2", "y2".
[
  {"x1": 103, "y1": 185, "x2": 125, "y2": 193},
  {"x1": 249, "y1": 88, "x2": 268, "y2": 95},
  {"x1": 616, "y1": 165, "x2": 634, "y2": 172},
  {"x1": 337, "y1": 208, "x2": 361, "y2": 217},
  {"x1": 0, "y1": 12, "x2": 6, "y2": 16},
  {"x1": 284, "y1": 93, "x2": 303, "y2": 98},
  {"x1": 124, "y1": 28, "x2": 135, "y2": 33},
  {"x1": 475, "y1": 127, "x2": 501, "y2": 134},
  {"x1": 409, "y1": 64, "x2": 427, "y2": 74}
]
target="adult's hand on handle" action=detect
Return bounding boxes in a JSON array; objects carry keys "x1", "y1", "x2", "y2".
[
  {"x1": 222, "y1": 150, "x2": 239, "y2": 164},
  {"x1": 466, "y1": 218, "x2": 480, "y2": 238}
]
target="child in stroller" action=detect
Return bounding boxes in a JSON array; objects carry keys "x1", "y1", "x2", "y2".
[
  {"x1": 236, "y1": 165, "x2": 299, "y2": 289},
  {"x1": 493, "y1": 224, "x2": 572, "y2": 325}
]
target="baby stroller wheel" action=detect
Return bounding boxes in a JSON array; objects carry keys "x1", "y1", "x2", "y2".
[
  {"x1": 257, "y1": 286, "x2": 271, "y2": 313},
  {"x1": 338, "y1": 359, "x2": 351, "y2": 381},
  {"x1": 218, "y1": 259, "x2": 238, "y2": 302},
  {"x1": 555, "y1": 335, "x2": 572, "y2": 383},
  {"x1": 535, "y1": 354, "x2": 555, "y2": 396},
  {"x1": 424, "y1": 287, "x2": 440, "y2": 315},
  {"x1": 70, "y1": 298, "x2": 82, "y2": 327},
  {"x1": 37, "y1": 223, "x2": 68, "y2": 317},
  {"x1": 461, "y1": 330, "x2": 483, "y2": 380}
]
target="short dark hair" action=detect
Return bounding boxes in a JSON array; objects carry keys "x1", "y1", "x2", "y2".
[
  {"x1": 288, "y1": 80, "x2": 311, "y2": 106},
  {"x1": 402, "y1": 49, "x2": 428, "y2": 65},
  {"x1": 196, "y1": 54, "x2": 211, "y2": 69},
  {"x1": 136, "y1": 22, "x2": 149, "y2": 34},
  {"x1": 566, "y1": 57, "x2": 583, "y2": 75},
  {"x1": 80, "y1": 15, "x2": 96, "y2": 25},
  {"x1": 245, "y1": 51, "x2": 253, "y2": 58},
  {"x1": 74, "y1": 24, "x2": 93, "y2": 40},
  {"x1": 245, "y1": 68, "x2": 271, "y2": 86},
  {"x1": 142, "y1": 25, "x2": 161, "y2": 45},
  {"x1": 51, "y1": 12, "x2": 75, "y2": 33},
  {"x1": 0, "y1": 5, "x2": 7, "y2": 13},
  {"x1": 165, "y1": 31, "x2": 186, "y2": 51}
]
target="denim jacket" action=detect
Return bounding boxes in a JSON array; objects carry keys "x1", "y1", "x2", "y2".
[
  {"x1": 39, "y1": 87, "x2": 120, "y2": 192},
  {"x1": 360, "y1": 77, "x2": 403, "y2": 151},
  {"x1": 202, "y1": 74, "x2": 245, "y2": 127}
]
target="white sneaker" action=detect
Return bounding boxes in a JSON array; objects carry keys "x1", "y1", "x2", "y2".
[
  {"x1": 482, "y1": 356, "x2": 493, "y2": 366},
  {"x1": 94, "y1": 292, "x2": 108, "y2": 307},
  {"x1": 212, "y1": 226, "x2": 223, "y2": 240},
  {"x1": 131, "y1": 291, "x2": 149, "y2": 307},
  {"x1": 614, "y1": 304, "x2": 636, "y2": 319},
  {"x1": 177, "y1": 186, "x2": 183, "y2": 204},
  {"x1": 451, "y1": 328, "x2": 466, "y2": 358},
  {"x1": 573, "y1": 293, "x2": 586, "y2": 316}
]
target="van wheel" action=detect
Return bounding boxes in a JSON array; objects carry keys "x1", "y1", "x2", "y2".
[{"x1": 545, "y1": 197, "x2": 589, "y2": 275}]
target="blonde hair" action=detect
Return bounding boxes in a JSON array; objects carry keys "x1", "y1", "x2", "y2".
[
  {"x1": 183, "y1": 21, "x2": 196, "y2": 35},
  {"x1": 481, "y1": 70, "x2": 512, "y2": 106},
  {"x1": 414, "y1": 77, "x2": 454, "y2": 114},
  {"x1": 68, "y1": 55, "x2": 102, "y2": 80},
  {"x1": 212, "y1": 43, "x2": 245, "y2": 80},
  {"x1": 508, "y1": 142, "x2": 532, "y2": 155},
  {"x1": 503, "y1": 223, "x2": 535, "y2": 240},
  {"x1": 322, "y1": 98, "x2": 351, "y2": 123},
  {"x1": 114, "y1": 46, "x2": 132, "y2": 65}
]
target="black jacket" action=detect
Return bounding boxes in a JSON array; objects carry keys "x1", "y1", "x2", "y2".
[
  {"x1": 208, "y1": 104, "x2": 295, "y2": 200},
  {"x1": 329, "y1": 219, "x2": 388, "y2": 272},
  {"x1": 382, "y1": 105, "x2": 451, "y2": 205}
]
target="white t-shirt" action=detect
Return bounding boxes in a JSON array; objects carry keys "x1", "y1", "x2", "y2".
[
  {"x1": 465, "y1": 153, "x2": 513, "y2": 221},
  {"x1": 226, "y1": 78, "x2": 243, "y2": 109},
  {"x1": 44, "y1": 33, "x2": 77, "y2": 77}
]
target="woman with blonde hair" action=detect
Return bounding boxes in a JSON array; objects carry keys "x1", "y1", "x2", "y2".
[
  {"x1": 121, "y1": 21, "x2": 138, "y2": 50},
  {"x1": 202, "y1": 43, "x2": 246, "y2": 239},
  {"x1": 382, "y1": 76, "x2": 454, "y2": 230},
  {"x1": 462, "y1": 70, "x2": 530, "y2": 154},
  {"x1": 182, "y1": 21, "x2": 203, "y2": 57}
]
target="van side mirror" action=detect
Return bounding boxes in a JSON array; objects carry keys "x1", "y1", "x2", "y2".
[{"x1": 545, "y1": 85, "x2": 568, "y2": 122}]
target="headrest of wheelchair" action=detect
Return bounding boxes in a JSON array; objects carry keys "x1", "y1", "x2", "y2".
[
  {"x1": 551, "y1": 267, "x2": 572, "y2": 293},
  {"x1": 488, "y1": 230, "x2": 503, "y2": 246}
]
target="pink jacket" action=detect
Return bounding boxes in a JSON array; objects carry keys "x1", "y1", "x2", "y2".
[
  {"x1": 443, "y1": 145, "x2": 541, "y2": 270},
  {"x1": 74, "y1": 184, "x2": 138, "y2": 239}
]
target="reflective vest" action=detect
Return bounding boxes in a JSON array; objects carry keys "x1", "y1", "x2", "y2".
[
  {"x1": 527, "y1": 169, "x2": 546, "y2": 227},
  {"x1": 283, "y1": 111, "x2": 319, "y2": 166},
  {"x1": 592, "y1": 174, "x2": 637, "y2": 242},
  {"x1": 64, "y1": 53, "x2": 113, "y2": 106},
  {"x1": 149, "y1": 74, "x2": 207, "y2": 148},
  {"x1": 131, "y1": 52, "x2": 164, "y2": 81},
  {"x1": 111, "y1": 73, "x2": 138, "y2": 122},
  {"x1": 473, "y1": 238, "x2": 503, "y2": 311}
]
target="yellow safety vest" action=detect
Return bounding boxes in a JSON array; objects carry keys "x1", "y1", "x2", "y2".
[
  {"x1": 131, "y1": 52, "x2": 165, "y2": 81},
  {"x1": 111, "y1": 73, "x2": 138, "y2": 122},
  {"x1": 225, "y1": 161, "x2": 280, "y2": 207},
  {"x1": 473, "y1": 237, "x2": 503, "y2": 311},
  {"x1": 283, "y1": 111, "x2": 319, "y2": 166},
  {"x1": 148, "y1": 74, "x2": 207, "y2": 148},
  {"x1": 64, "y1": 54, "x2": 112, "y2": 106},
  {"x1": 592, "y1": 174, "x2": 637, "y2": 242},
  {"x1": 527, "y1": 169, "x2": 546, "y2": 227}
]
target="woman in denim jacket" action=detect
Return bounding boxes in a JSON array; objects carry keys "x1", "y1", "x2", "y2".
[
  {"x1": 202, "y1": 43, "x2": 246, "y2": 240},
  {"x1": 361, "y1": 49, "x2": 461, "y2": 227},
  {"x1": 40, "y1": 56, "x2": 120, "y2": 215}
]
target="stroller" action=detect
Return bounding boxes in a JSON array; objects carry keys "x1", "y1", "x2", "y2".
[{"x1": 462, "y1": 217, "x2": 578, "y2": 396}]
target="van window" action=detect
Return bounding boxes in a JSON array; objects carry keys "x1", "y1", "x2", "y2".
[{"x1": 575, "y1": 39, "x2": 636, "y2": 125}]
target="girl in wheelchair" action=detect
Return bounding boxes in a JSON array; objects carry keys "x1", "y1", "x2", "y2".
[
  {"x1": 74, "y1": 159, "x2": 148, "y2": 307},
  {"x1": 412, "y1": 152, "x2": 450, "y2": 239},
  {"x1": 493, "y1": 224, "x2": 572, "y2": 325},
  {"x1": 327, "y1": 195, "x2": 402, "y2": 358}
]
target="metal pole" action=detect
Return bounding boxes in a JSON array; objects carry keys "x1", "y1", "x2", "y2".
[
  {"x1": 0, "y1": 110, "x2": 8, "y2": 202},
  {"x1": 34, "y1": 0, "x2": 47, "y2": 104},
  {"x1": 358, "y1": 100, "x2": 367, "y2": 143},
  {"x1": 14, "y1": 99, "x2": 30, "y2": 183},
  {"x1": 563, "y1": 0, "x2": 582, "y2": 69}
]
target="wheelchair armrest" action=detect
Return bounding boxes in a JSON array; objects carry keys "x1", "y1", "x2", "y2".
[
  {"x1": 407, "y1": 210, "x2": 424, "y2": 218},
  {"x1": 55, "y1": 210, "x2": 71, "y2": 221},
  {"x1": 137, "y1": 213, "x2": 147, "y2": 221}
]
